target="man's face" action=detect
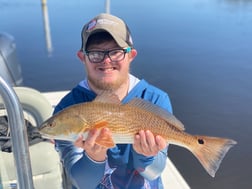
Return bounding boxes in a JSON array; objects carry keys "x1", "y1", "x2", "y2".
[{"x1": 81, "y1": 40, "x2": 136, "y2": 91}]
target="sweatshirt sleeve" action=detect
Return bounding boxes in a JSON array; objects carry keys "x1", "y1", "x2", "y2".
[
  {"x1": 55, "y1": 140, "x2": 106, "y2": 188},
  {"x1": 131, "y1": 146, "x2": 168, "y2": 180}
]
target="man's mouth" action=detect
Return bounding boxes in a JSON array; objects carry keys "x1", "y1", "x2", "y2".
[{"x1": 98, "y1": 67, "x2": 116, "y2": 72}]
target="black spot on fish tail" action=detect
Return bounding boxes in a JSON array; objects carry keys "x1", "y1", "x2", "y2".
[{"x1": 198, "y1": 138, "x2": 204, "y2": 144}]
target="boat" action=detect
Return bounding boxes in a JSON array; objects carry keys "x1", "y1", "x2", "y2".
[{"x1": 0, "y1": 32, "x2": 190, "y2": 189}]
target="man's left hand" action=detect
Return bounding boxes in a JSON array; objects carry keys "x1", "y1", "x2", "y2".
[{"x1": 133, "y1": 130, "x2": 167, "y2": 156}]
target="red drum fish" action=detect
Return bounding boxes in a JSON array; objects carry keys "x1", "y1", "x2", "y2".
[{"x1": 39, "y1": 93, "x2": 237, "y2": 177}]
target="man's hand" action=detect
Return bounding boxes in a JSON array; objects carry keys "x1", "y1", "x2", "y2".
[
  {"x1": 133, "y1": 130, "x2": 167, "y2": 156},
  {"x1": 74, "y1": 128, "x2": 111, "y2": 162}
]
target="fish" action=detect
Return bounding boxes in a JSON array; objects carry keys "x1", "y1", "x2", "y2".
[{"x1": 39, "y1": 92, "x2": 237, "y2": 177}]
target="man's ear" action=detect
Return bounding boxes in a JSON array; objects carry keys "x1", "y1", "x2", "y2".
[
  {"x1": 77, "y1": 50, "x2": 85, "y2": 61},
  {"x1": 130, "y1": 49, "x2": 137, "y2": 60}
]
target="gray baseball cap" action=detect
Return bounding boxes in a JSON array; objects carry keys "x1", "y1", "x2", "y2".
[{"x1": 81, "y1": 13, "x2": 133, "y2": 50}]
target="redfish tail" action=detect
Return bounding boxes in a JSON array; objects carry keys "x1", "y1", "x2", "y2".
[{"x1": 190, "y1": 135, "x2": 237, "y2": 177}]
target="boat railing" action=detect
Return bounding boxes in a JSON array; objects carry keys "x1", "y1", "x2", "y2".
[{"x1": 0, "y1": 76, "x2": 34, "y2": 189}]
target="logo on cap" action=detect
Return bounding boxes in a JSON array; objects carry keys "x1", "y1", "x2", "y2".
[{"x1": 87, "y1": 20, "x2": 97, "y2": 31}]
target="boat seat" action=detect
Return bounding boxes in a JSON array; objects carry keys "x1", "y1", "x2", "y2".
[{"x1": 0, "y1": 87, "x2": 63, "y2": 189}]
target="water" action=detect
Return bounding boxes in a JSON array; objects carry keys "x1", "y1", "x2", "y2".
[{"x1": 1, "y1": 0, "x2": 252, "y2": 188}]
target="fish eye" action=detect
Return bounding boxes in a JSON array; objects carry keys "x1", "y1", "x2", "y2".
[
  {"x1": 49, "y1": 121, "x2": 55, "y2": 128},
  {"x1": 198, "y1": 138, "x2": 204, "y2": 144}
]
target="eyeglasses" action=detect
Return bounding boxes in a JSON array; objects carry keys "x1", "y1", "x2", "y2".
[{"x1": 84, "y1": 47, "x2": 132, "y2": 63}]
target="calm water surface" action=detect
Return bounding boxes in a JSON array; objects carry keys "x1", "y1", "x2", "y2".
[{"x1": 1, "y1": 0, "x2": 252, "y2": 188}]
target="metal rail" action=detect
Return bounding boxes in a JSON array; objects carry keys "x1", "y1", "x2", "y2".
[
  {"x1": 105, "y1": 0, "x2": 110, "y2": 14},
  {"x1": 0, "y1": 77, "x2": 34, "y2": 189}
]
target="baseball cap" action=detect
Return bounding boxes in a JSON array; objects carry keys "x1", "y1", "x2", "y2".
[{"x1": 81, "y1": 13, "x2": 133, "y2": 50}]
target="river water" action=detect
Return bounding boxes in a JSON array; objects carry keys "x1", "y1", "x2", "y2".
[{"x1": 1, "y1": 0, "x2": 252, "y2": 188}]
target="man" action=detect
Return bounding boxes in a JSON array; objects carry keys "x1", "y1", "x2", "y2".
[{"x1": 54, "y1": 13, "x2": 173, "y2": 189}]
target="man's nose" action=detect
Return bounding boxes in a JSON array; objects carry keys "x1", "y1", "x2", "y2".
[{"x1": 103, "y1": 54, "x2": 111, "y2": 64}]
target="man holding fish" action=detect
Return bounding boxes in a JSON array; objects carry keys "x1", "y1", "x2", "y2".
[
  {"x1": 53, "y1": 13, "x2": 171, "y2": 189},
  {"x1": 40, "y1": 13, "x2": 236, "y2": 189}
]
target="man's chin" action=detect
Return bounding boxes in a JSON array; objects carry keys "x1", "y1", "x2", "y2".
[{"x1": 89, "y1": 79, "x2": 120, "y2": 91}]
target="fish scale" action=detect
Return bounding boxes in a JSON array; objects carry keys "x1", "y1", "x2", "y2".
[{"x1": 87, "y1": 102, "x2": 173, "y2": 138}]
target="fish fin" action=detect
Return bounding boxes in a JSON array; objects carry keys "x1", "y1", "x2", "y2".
[
  {"x1": 190, "y1": 135, "x2": 237, "y2": 177},
  {"x1": 93, "y1": 121, "x2": 109, "y2": 129},
  {"x1": 80, "y1": 121, "x2": 109, "y2": 139},
  {"x1": 82, "y1": 121, "x2": 109, "y2": 134},
  {"x1": 127, "y1": 98, "x2": 185, "y2": 131},
  {"x1": 95, "y1": 132, "x2": 115, "y2": 148},
  {"x1": 93, "y1": 121, "x2": 115, "y2": 148},
  {"x1": 94, "y1": 91, "x2": 121, "y2": 104}
]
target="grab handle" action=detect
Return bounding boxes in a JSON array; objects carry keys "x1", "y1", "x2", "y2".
[{"x1": 0, "y1": 77, "x2": 34, "y2": 189}]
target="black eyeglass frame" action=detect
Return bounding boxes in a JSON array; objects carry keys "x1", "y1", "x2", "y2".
[{"x1": 83, "y1": 47, "x2": 132, "y2": 63}]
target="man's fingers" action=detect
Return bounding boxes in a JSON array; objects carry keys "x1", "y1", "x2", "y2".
[
  {"x1": 133, "y1": 130, "x2": 167, "y2": 156},
  {"x1": 74, "y1": 134, "x2": 84, "y2": 148}
]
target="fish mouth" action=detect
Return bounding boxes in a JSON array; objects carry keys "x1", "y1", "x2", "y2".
[
  {"x1": 37, "y1": 122, "x2": 47, "y2": 131},
  {"x1": 39, "y1": 133, "x2": 51, "y2": 139}
]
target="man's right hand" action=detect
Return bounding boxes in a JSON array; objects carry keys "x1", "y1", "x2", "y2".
[{"x1": 74, "y1": 128, "x2": 111, "y2": 162}]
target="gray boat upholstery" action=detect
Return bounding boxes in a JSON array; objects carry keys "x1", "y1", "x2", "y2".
[{"x1": 0, "y1": 87, "x2": 63, "y2": 189}]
